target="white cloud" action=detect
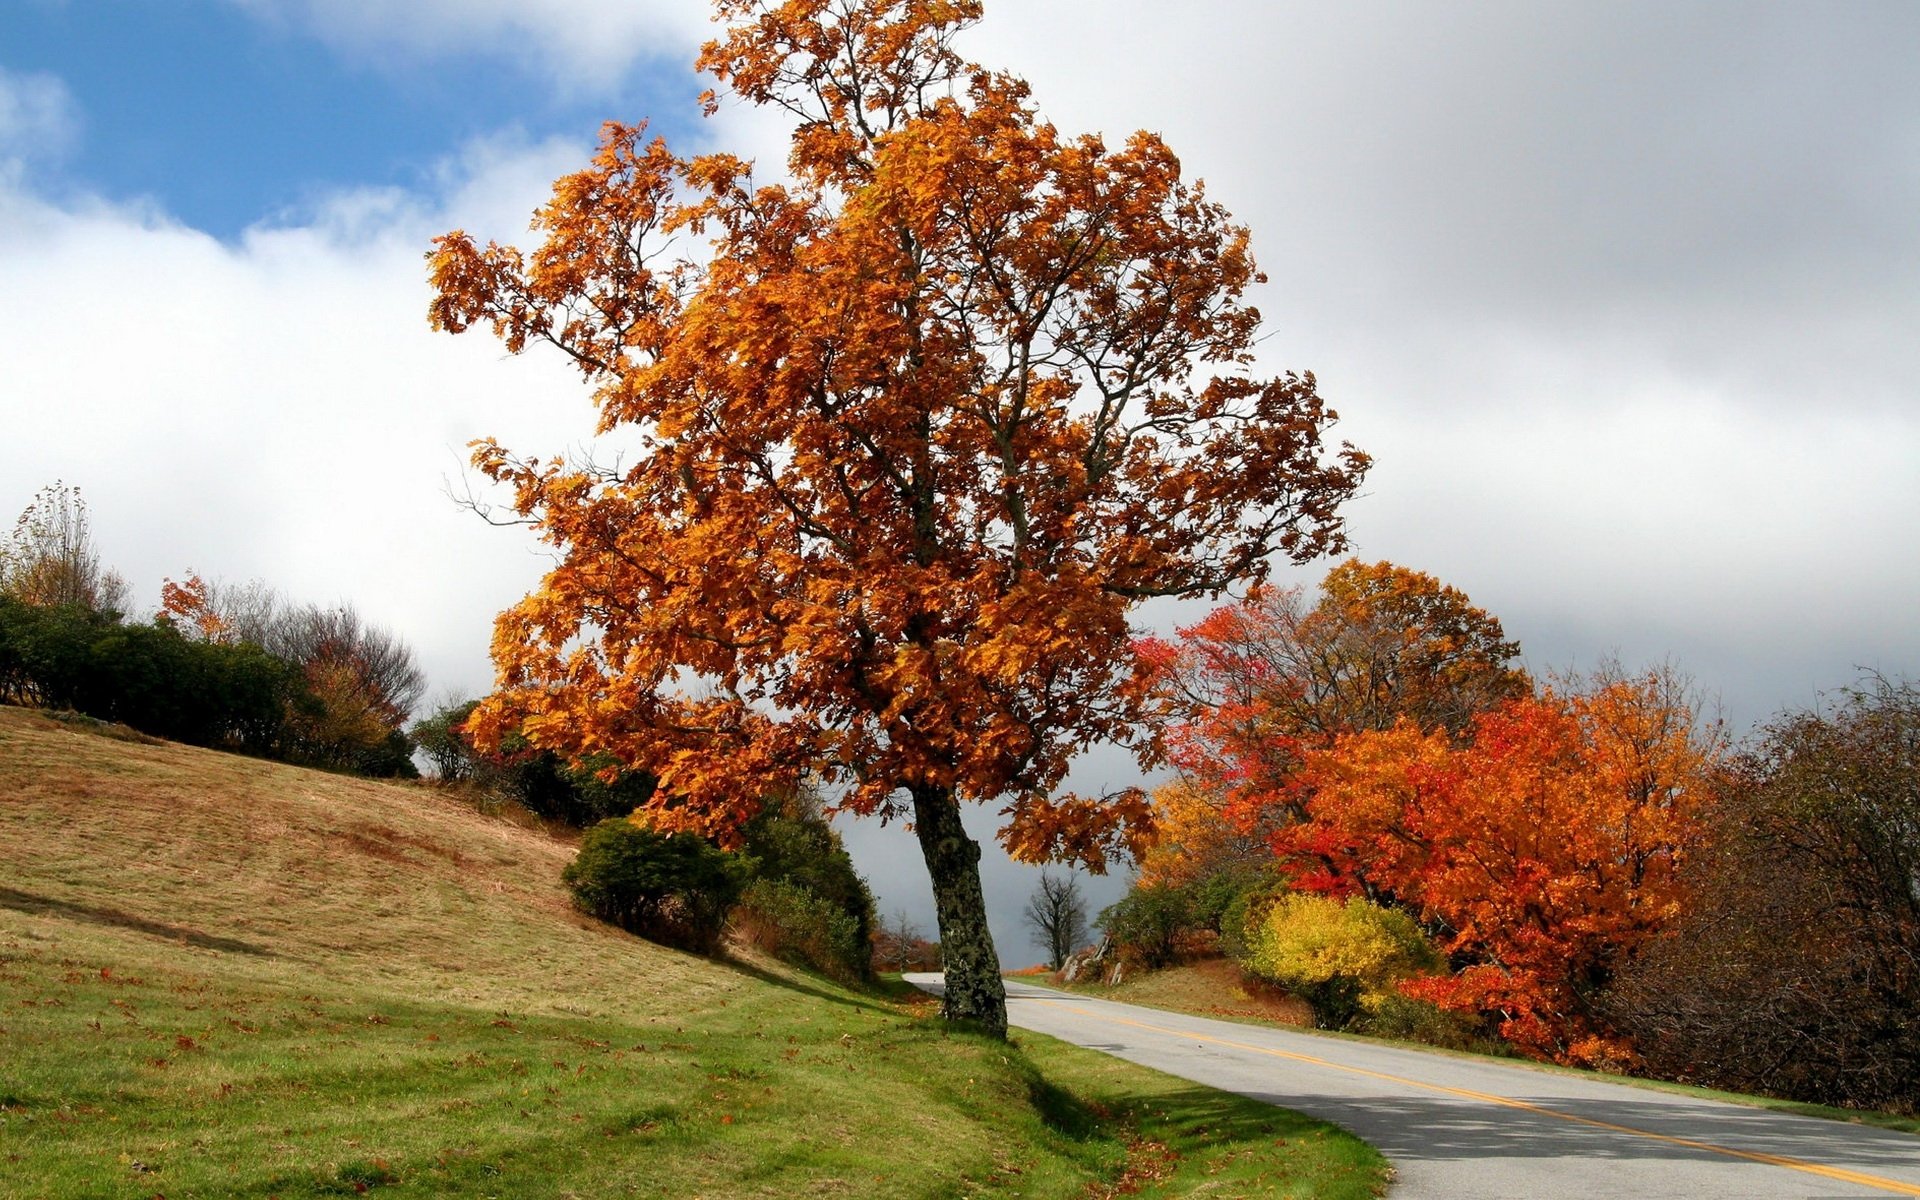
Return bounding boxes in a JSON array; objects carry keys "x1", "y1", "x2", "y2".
[
  {"x1": 959, "y1": 0, "x2": 1920, "y2": 735},
  {"x1": 0, "y1": 67, "x2": 79, "y2": 162},
  {"x1": 0, "y1": 128, "x2": 605, "y2": 708},
  {"x1": 222, "y1": 0, "x2": 714, "y2": 95}
]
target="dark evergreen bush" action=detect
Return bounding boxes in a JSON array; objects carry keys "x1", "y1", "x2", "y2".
[
  {"x1": 0, "y1": 599, "x2": 307, "y2": 757},
  {"x1": 562, "y1": 818, "x2": 743, "y2": 953},
  {"x1": 1098, "y1": 884, "x2": 1196, "y2": 969}
]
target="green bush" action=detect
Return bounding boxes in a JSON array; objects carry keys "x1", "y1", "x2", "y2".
[
  {"x1": 412, "y1": 700, "x2": 656, "y2": 825},
  {"x1": 731, "y1": 878, "x2": 868, "y2": 982},
  {"x1": 1241, "y1": 893, "x2": 1441, "y2": 1030},
  {"x1": 410, "y1": 700, "x2": 478, "y2": 781},
  {"x1": 562, "y1": 819, "x2": 743, "y2": 953},
  {"x1": 1098, "y1": 884, "x2": 1196, "y2": 969},
  {"x1": 0, "y1": 597, "x2": 307, "y2": 757},
  {"x1": 739, "y1": 805, "x2": 874, "y2": 970}
]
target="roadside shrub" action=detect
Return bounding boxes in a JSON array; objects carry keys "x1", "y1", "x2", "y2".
[
  {"x1": 1099, "y1": 884, "x2": 1196, "y2": 969},
  {"x1": 1241, "y1": 893, "x2": 1442, "y2": 1030},
  {"x1": 1604, "y1": 677, "x2": 1920, "y2": 1111},
  {"x1": 731, "y1": 878, "x2": 867, "y2": 982},
  {"x1": 563, "y1": 819, "x2": 743, "y2": 953},
  {"x1": 737, "y1": 800, "x2": 874, "y2": 977},
  {"x1": 1359, "y1": 991, "x2": 1488, "y2": 1051}
]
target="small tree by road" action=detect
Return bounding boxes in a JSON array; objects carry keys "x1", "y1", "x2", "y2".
[{"x1": 1025, "y1": 872, "x2": 1089, "y2": 971}]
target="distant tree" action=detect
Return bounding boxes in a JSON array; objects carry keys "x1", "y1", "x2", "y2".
[
  {"x1": 1, "y1": 482, "x2": 129, "y2": 615},
  {"x1": 161, "y1": 576, "x2": 426, "y2": 776},
  {"x1": 1607, "y1": 676, "x2": 1920, "y2": 1110},
  {"x1": 1132, "y1": 778, "x2": 1272, "y2": 890},
  {"x1": 1133, "y1": 560, "x2": 1527, "y2": 906},
  {"x1": 428, "y1": 0, "x2": 1368, "y2": 1038},
  {"x1": 272, "y1": 602, "x2": 425, "y2": 726},
  {"x1": 1146, "y1": 559, "x2": 1528, "y2": 835},
  {"x1": 1024, "y1": 871, "x2": 1089, "y2": 970},
  {"x1": 871, "y1": 909, "x2": 940, "y2": 975},
  {"x1": 159, "y1": 571, "x2": 240, "y2": 644},
  {"x1": 411, "y1": 698, "x2": 481, "y2": 781},
  {"x1": 410, "y1": 696, "x2": 661, "y2": 823}
]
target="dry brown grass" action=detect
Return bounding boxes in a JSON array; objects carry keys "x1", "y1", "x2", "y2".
[
  {"x1": 0, "y1": 704, "x2": 743, "y2": 1019},
  {"x1": 1059, "y1": 957, "x2": 1315, "y2": 1026}
]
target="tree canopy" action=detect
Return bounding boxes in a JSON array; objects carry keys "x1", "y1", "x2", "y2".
[{"x1": 428, "y1": 0, "x2": 1366, "y2": 1034}]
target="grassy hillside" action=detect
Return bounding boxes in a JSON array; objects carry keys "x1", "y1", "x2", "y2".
[{"x1": 0, "y1": 706, "x2": 1386, "y2": 1199}]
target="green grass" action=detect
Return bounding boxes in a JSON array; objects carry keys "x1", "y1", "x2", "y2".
[{"x1": 0, "y1": 706, "x2": 1387, "y2": 1198}]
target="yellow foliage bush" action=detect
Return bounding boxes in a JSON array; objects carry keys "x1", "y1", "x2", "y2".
[{"x1": 1241, "y1": 893, "x2": 1441, "y2": 1029}]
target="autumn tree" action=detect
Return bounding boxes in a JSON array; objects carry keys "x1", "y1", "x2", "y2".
[
  {"x1": 1133, "y1": 778, "x2": 1271, "y2": 890},
  {"x1": 427, "y1": 1, "x2": 1365, "y2": 1034},
  {"x1": 1289, "y1": 667, "x2": 1722, "y2": 1062},
  {"x1": 1136, "y1": 559, "x2": 1525, "y2": 883},
  {"x1": 159, "y1": 572, "x2": 231, "y2": 643},
  {"x1": 159, "y1": 572, "x2": 424, "y2": 775},
  {"x1": 273, "y1": 603, "x2": 425, "y2": 727},
  {"x1": 1, "y1": 482, "x2": 130, "y2": 614},
  {"x1": 1606, "y1": 676, "x2": 1920, "y2": 1109},
  {"x1": 1024, "y1": 871, "x2": 1089, "y2": 970}
]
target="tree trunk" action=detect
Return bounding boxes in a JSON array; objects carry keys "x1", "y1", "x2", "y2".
[{"x1": 910, "y1": 784, "x2": 1008, "y2": 1038}]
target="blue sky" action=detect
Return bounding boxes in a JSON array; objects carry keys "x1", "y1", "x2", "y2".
[
  {"x1": 3, "y1": 0, "x2": 1917, "y2": 959},
  {"x1": 1, "y1": 0, "x2": 704, "y2": 236}
]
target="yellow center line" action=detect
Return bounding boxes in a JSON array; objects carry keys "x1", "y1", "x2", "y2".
[{"x1": 1020, "y1": 995, "x2": 1920, "y2": 1197}]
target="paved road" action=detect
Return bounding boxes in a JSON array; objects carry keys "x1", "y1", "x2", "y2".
[{"x1": 905, "y1": 974, "x2": 1920, "y2": 1199}]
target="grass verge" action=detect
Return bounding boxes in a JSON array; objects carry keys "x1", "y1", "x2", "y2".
[{"x1": 0, "y1": 706, "x2": 1387, "y2": 1197}]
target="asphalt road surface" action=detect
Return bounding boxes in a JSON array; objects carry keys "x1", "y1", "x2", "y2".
[{"x1": 904, "y1": 974, "x2": 1920, "y2": 1199}]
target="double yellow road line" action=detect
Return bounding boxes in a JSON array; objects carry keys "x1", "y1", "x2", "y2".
[{"x1": 1028, "y1": 996, "x2": 1920, "y2": 1197}]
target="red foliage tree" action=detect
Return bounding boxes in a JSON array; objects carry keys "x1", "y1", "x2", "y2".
[
  {"x1": 1137, "y1": 560, "x2": 1524, "y2": 882},
  {"x1": 1290, "y1": 670, "x2": 1721, "y2": 1063}
]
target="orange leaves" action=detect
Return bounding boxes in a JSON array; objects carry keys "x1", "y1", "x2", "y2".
[
  {"x1": 427, "y1": 0, "x2": 1365, "y2": 876},
  {"x1": 1133, "y1": 780, "x2": 1269, "y2": 890},
  {"x1": 1154, "y1": 560, "x2": 1526, "y2": 850},
  {"x1": 1289, "y1": 675, "x2": 1721, "y2": 1062},
  {"x1": 1156, "y1": 566, "x2": 1719, "y2": 1061},
  {"x1": 1000, "y1": 787, "x2": 1156, "y2": 874},
  {"x1": 158, "y1": 572, "x2": 228, "y2": 643},
  {"x1": 697, "y1": 0, "x2": 984, "y2": 152}
]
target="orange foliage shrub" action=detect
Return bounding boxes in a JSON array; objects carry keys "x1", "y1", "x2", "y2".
[{"x1": 1289, "y1": 672, "x2": 1722, "y2": 1063}]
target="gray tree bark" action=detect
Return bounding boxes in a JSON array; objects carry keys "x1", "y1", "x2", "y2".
[{"x1": 910, "y1": 784, "x2": 1007, "y2": 1038}]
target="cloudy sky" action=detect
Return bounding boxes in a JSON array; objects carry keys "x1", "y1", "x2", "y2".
[{"x1": 3, "y1": 1, "x2": 1916, "y2": 962}]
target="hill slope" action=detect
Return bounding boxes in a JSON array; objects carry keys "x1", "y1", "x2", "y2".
[{"x1": 0, "y1": 706, "x2": 1386, "y2": 1199}]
